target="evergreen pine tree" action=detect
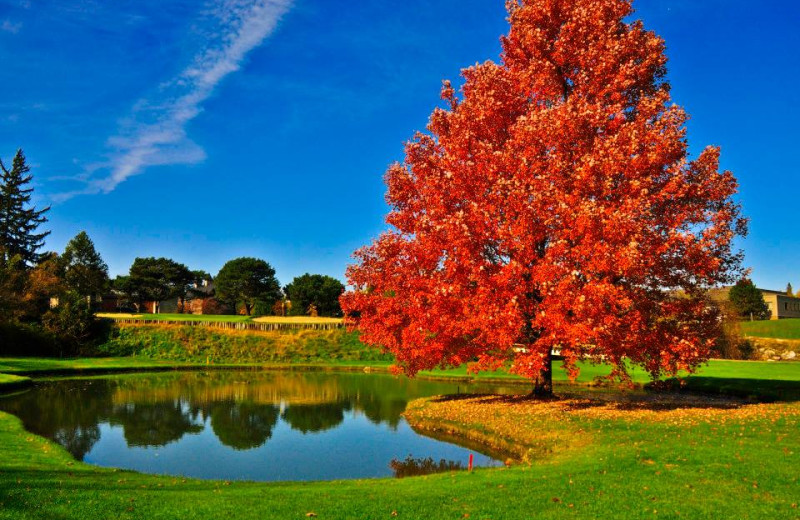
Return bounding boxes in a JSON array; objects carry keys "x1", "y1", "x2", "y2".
[
  {"x1": 0, "y1": 149, "x2": 50, "y2": 265},
  {"x1": 62, "y1": 231, "x2": 109, "y2": 303},
  {"x1": 0, "y1": 245, "x2": 27, "y2": 322},
  {"x1": 728, "y1": 279, "x2": 771, "y2": 320}
]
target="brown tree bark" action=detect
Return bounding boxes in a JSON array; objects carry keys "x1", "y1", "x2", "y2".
[{"x1": 531, "y1": 349, "x2": 553, "y2": 398}]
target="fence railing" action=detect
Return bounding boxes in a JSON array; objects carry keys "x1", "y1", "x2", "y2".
[{"x1": 109, "y1": 319, "x2": 345, "y2": 332}]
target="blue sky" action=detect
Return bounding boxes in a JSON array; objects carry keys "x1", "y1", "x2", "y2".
[{"x1": 0, "y1": 0, "x2": 797, "y2": 290}]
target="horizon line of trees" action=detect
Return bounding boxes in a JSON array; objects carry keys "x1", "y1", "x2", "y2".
[
  {"x1": 0, "y1": 149, "x2": 345, "y2": 320},
  {"x1": 112, "y1": 257, "x2": 345, "y2": 318}
]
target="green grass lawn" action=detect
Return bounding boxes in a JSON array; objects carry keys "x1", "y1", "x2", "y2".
[
  {"x1": 423, "y1": 358, "x2": 800, "y2": 384},
  {"x1": 0, "y1": 357, "x2": 197, "y2": 375},
  {"x1": 741, "y1": 318, "x2": 800, "y2": 339},
  {"x1": 1, "y1": 356, "x2": 798, "y2": 381},
  {"x1": 2, "y1": 355, "x2": 799, "y2": 392},
  {"x1": 0, "y1": 373, "x2": 30, "y2": 391}
]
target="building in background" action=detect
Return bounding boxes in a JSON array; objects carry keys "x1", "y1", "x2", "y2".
[
  {"x1": 757, "y1": 288, "x2": 800, "y2": 320},
  {"x1": 711, "y1": 286, "x2": 800, "y2": 320}
]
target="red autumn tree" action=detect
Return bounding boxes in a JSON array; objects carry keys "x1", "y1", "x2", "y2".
[{"x1": 341, "y1": 0, "x2": 746, "y2": 395}]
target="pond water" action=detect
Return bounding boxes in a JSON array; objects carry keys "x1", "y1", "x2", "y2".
[{"x1": 0, "y1": 370, "x2": 521, "y2": 481}]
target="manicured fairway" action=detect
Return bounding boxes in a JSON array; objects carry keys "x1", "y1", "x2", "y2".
[
  {"x1": 251, "y1": 316, "x2": 343, "y2": 325},
  {"x1": 97, "y1": 313, "x2": 344, "y2": 325},
  {"x1": 0, "y1": 357, "x2": 197, "y2": 375},
  {"x1": 741, "y1": 318, "x2": 800, "y2": 339},
  {"x1": 98, "y1": 313, "x2": 255, "y2": 322}
]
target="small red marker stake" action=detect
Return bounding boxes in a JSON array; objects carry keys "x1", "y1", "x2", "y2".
[{"x1": 468, "y1": 454, "x2": 474, "y2": 472}]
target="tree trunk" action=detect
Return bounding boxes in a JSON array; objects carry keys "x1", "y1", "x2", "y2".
[
  {"x1": 531, "y1": 349, "x2": 553, "y2": 398},
  {"x1": 245, "y1": 303, "x2": 252, "y2": 316}
]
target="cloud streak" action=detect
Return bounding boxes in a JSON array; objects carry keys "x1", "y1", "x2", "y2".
[
  {"x1": 1, "y1": 20, "x2": 22, "y2": 34},
  {"x1": 59, "y1": 0, "x2": 292, "y2": 200}
]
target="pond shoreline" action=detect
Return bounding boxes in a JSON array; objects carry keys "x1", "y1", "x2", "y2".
[
  {"x1": 1, "y1": 370, "x2": 509, "y2": 482},
  {"x1": 0, "y1": 373, "x2": 32, "y2": 392},
  {"x1": 0, "y1": 359, "x2": 538, "y2": 389}
]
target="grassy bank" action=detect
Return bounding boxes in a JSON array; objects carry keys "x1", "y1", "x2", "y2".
[
  {"x1": 0, "y1": 357, "x2": 199, "y2": 376},
  {"x1": 95, "y1": 325, "x2": 391, "y2": 365},
  {"x1": 741, "y1": 318, "x2": 800, "y2": 339},
  {"x1": 2, "y1": 348, "x2": 800, "y2": 390},
  {"x1": 0, "y1": 373, "x2": 30, "y2": 392}
]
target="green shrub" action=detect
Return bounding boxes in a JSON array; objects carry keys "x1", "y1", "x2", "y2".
[{"x1": 737, "y1": 339, "x2": 755, "y2": 360}]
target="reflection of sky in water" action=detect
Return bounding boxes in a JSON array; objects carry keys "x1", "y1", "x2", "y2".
[
  {"x1": 0, "y1": 372, "x2": 512, "y2": 481},
  {"x1": 87, "y1": 412, "x2": 500, "y2": 481}
]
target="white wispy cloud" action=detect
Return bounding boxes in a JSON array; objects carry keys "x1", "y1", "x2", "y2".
[
  {"x1": 59, "y1": 0, "x2": 292, "y2": 200},
  {"x1": 1, "y1": 20, "x2": 22, "y2": 34}
]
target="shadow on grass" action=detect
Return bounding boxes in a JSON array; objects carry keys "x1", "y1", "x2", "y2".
[
  {"x1": 661, "y1": 376, "x2": 800, "y2": 403},
  {"x1": 0, "y1": 468, "x2": 218, "y2": 493},
  {"x1": 428, "y1": 377, "x2": 800, "y2": 410}
]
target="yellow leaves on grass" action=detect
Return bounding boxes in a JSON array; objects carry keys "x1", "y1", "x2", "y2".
[{"x1": 404, "y1": 393, "x2": 800, "y2": 463}]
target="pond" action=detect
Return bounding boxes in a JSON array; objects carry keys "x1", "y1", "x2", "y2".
[{"x1": 0, "y1": 370, "x2": 521, "y2": 481}]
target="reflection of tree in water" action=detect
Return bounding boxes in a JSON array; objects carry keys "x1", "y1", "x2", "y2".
[
  {"x1": 0, "y1": 371, "x2": 500, "y2": 461},
  {"x1": 390, "y1": 455, "x2": 464, "y2": 478},
  {"x1": 210, "y1": 401, "x2": 280, "y2": 450},
  {"x1": 54, "y1": 426, "x2": 101, "y2": 460},
  {"x1": 282, "y1": 401, "x2": 351, "y2": 433},
  {"x1": 358, "y1": 396, "x2": 407, "y2": 429},
  {"x1": 110, "y1": 401, "x2": 202, "y2": 447},
  {"x1": 0, "y1": 380, "x2": 113, "y2": 460}
]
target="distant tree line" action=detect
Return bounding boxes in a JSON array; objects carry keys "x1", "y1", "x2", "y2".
[
  {"x1": 1, "y1": 149, "x2": 345, "y2": 356},
  {"x1": 111, "y1": 256, "x2": 344, "y2": 318}
]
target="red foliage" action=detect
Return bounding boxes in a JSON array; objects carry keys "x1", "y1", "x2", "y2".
[{"x1": 341, "y1": 0, "x2": 746, "y2": 385}]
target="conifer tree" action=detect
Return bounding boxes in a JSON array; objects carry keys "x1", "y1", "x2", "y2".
[
  {"x1": 0, "y1": 246, "x2": 26, "y2": 322},
  {"x1": 0, "y1": 150, "x2": 50, "y2": 265},
  {"x1": 62, "y1": 231, "x2": 109, "y2": 303},
  {"x1": 728, "y1": 279, "x2": 770, "y2": 321}
]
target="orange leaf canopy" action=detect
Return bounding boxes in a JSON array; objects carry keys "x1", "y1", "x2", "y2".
[{"x1": 342, "y1": 0, "x2": 746, "y2": 383}]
